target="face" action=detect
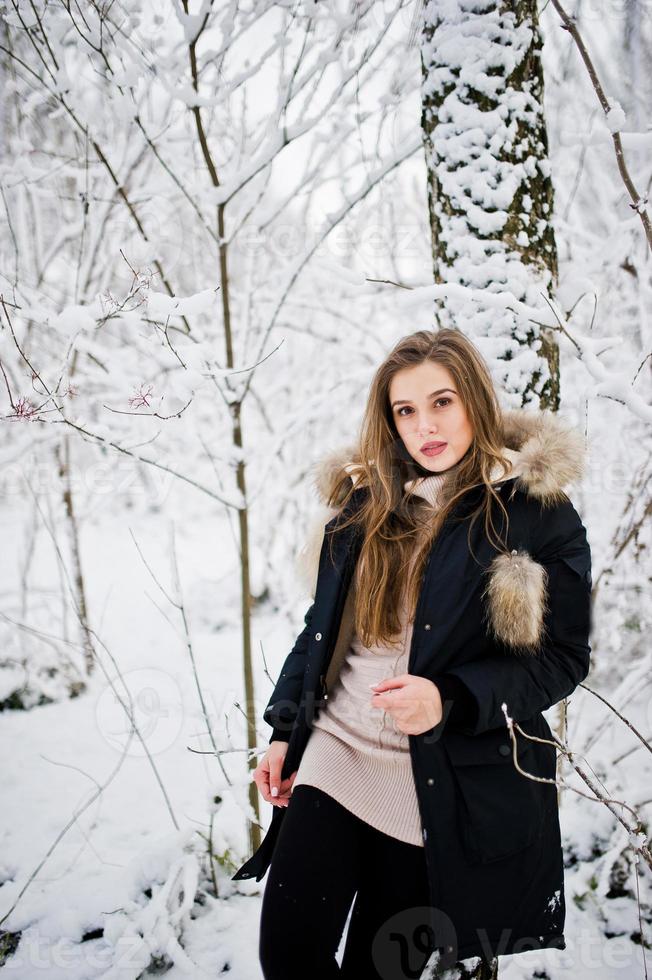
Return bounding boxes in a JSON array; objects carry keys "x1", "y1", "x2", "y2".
[{"x1": 388, "y1": 361, "x2": 474, "y2": 472}]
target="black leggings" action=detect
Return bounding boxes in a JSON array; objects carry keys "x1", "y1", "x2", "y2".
[{"x1": 259, "y1": 784, "x2": 498, "y2": 980}]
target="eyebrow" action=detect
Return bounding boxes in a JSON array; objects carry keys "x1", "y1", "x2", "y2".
[{"x1": 391, "y1": 388, "x2": 457, "y2": 408}]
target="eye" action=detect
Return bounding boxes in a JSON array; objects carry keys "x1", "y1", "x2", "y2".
[{"x1": 396, "y1": 398, "x2": 451, "y2": 417}]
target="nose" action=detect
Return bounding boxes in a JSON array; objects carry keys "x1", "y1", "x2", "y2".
[{"x1": 417, "y1": 415, "x2": 438, "y2": 437}]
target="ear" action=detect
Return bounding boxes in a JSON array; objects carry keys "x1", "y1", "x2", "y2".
[{"x1": 482, "y1": 549, "x2": 549, "y2": 653}]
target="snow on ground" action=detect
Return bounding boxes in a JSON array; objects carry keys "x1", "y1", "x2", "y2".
[
  {"x1": 0, "y1": 497, "x2": 286, "y2": 977},
  {"x1": 1, "y1": 474, "x2": 649, "y2": 978}
]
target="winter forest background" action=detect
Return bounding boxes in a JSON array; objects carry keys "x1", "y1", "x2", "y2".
[{"x1": 0, "y1": 0, "x2": 651, "y2": 977}]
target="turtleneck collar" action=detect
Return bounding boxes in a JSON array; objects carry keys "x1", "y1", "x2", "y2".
[
  {"x1": 403, "y1": 470, "x2": 452, "y2": 506},
  {"x1": 403, "y1": 447, "x2": 524, "y2": 506}
]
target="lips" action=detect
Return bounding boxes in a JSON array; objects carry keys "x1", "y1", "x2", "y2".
[{"x1": 420, "y1": 441, "x2": 446, "y2": 451}]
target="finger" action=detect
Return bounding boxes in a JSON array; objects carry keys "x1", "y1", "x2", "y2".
[
  {"x1": 279, "y1": 772, "x2": 294, "y2": 792},
  {"x1": 276, "y1": 771, "x2": 299, "y2": 806},
  {"x1": 369, "y1": 678, "x2": 389, "y2": 691},
  {"x1": 257, "y1": 759, "x2": 286, "y2": 807},
  {"x1": 255, "y1": 763, "x2": 273, "y2": 802},
  {"x1": 268, "y1": 772, "x2": 297, "y2": 807},
  {"x1": 370, "y1": 691, "x2": 398, "y2": 707},
  {"x1": 268, "y1": 756, "x2": 284, "y2": 801},
  {"x1": 371, "y1": 676, "x2": 405, "y2": 692}
]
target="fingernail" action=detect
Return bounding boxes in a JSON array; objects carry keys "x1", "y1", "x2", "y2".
[{"x1": 271, "y1": 787, "x2": 278, "y2": 797}]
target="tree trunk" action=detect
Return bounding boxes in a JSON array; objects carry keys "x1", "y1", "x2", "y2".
[
  {"x1": 56, "y1": 435, "x2": 93, "y2": 685},
  {"x1": 420, "y1": 0, "x2": 560, "y2": 410}
]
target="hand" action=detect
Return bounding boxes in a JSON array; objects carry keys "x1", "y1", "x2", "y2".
[
  {"x1": 370, "y1": 673, "x2": 443, "y2": 736},
  {"x1": 253, "y1": 740, "x2": 297, "y2": 807}
]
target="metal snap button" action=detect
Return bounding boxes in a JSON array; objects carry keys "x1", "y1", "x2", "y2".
[
  {"x1": 426, "y1": 777, "x2": 435, "y2": 786},
  {"x1": 315, "y1": 632, "x2": 322, "y2": 641},
  {"x1": 424, "y1": 623, "x2": 431, "y2": 630},
  {"x1": 498, "y1": 743, "x2": 511, "y2": 756}
]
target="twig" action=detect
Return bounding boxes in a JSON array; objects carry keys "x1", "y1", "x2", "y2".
[
  {"x1": 579, "y1": 681, "x2": 652, "y2": 757},
  {"x1": 128, "y1": 526, "x2": 231, "y2": 783},
  {"x1": 550, "y1": 0, "x2": 652, "y2": 251},
  {"x1": 501, "y1": 705, "x2": 652, "y2": 871}
]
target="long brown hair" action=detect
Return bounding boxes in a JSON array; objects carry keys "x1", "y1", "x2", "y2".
[{"x1": 325, "y1": 328, "x2": 514, "y2": 648}]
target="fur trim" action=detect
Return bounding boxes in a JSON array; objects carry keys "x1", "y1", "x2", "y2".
[
  {"x1": 309, "y1": 408, "x2": 587, "y2": 511},
  {"x1": 293, "y1": 407, "x2": 587, "y2": 652},
  {"x1": 500, "y1": 409, "x2": 587, "y2": 507},
  {"x1": 482, "y1": 549, "x2": 549, "y2": 653},
  {"x1": 295, "y1": 516, "x2": 330, "y2": 599},
  {"x1": 309, "y1": 447, "x2": 358, "y2": 508},
  {"x1": 294, "y1": 451, "x2": 360, "y2": 598}
]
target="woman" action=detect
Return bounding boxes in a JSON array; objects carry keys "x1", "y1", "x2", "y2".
[{"x1": 232, "y1": 329, "x2": 593, "y2": 980}]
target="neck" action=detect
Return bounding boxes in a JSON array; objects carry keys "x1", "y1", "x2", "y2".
[{"x1": 409, "y1": 447, "x2": 469, "y2": 480}]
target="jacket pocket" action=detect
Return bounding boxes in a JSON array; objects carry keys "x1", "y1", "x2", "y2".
[
  {"x1": 443, "y1": 728, "x2": 545, "y2": 864},
  {"x1": 559, "y1": 550, "x2": 592, "y2": 589}
]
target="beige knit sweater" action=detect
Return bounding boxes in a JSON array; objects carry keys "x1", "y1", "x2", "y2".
[{"x1": 292, "y1": 469, "x2": 453, "y2": 847}]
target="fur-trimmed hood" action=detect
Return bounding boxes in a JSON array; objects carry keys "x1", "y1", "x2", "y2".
[{"x1": 294, "y1": 408, "x2": 588, "y2": 652}]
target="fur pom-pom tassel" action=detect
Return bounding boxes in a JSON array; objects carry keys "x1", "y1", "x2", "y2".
[{"x1": 482, "y1": 549, "x2": 549, "y2": 654}]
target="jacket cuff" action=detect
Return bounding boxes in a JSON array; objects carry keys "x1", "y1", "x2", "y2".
[
  {"x1": 268, "y1": 728, "x2": 292, "y2": 744},
  {"x1": 435, "y1": 673, "x2": 478, "y2": 729}
]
